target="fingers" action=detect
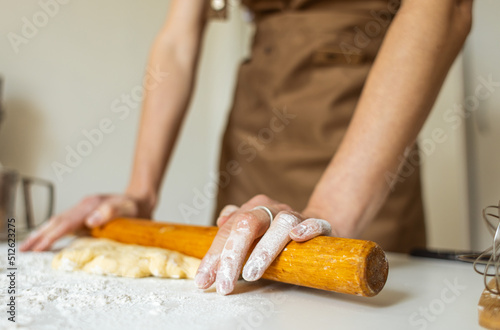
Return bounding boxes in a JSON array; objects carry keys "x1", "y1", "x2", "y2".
[
  {"x1": 242, "y1": 211, "x2": 303, "y2": 282},
  {"x1": 216, "y1": 205, "x2": 239, "y2": 228},
  {"x1": 29, "y1": 219, "x2": 72, "y2": 252},
  {"x1": 241, "y1": 216, "x2": 332, "y2": 282},
  {"x1": 289, "y1": 218, "x2": 332, "y2": 242},
  {"x1": 195, "y1": 205, "x2": 239, "y2": 288},
  {"x1": 194, "y1": 222, "x2": 232, "y2": 290},
  {"x1": 20, "y1": 222, "x2": 52, "y2": 252},
  {"x1": 215, "y1": 211, "x2": 271, "y2": 295},
  {"x1": 21, "y1": 194, "x2": 142, "y2": 252},
  {"x1": 20, "y1": 195, "x2": 102, "y2": 252},
  {"x1": 195, "y1": 207, "x2": 273, "y2": 295},
  {"x1": 196, "y1": 194, "x2": 294, "y2": 295},
  {"x1": 85, "y1": 196, "x2": 138, "y2": 228}
]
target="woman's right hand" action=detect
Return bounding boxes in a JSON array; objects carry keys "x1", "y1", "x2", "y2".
[{"x1": 20, "y1": 194, "x2": 152, "y2": 252}]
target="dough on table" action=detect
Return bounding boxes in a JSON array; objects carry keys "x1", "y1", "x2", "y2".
[{"x1": 52, "y1": 238, "x2": 201, "y2": 279}]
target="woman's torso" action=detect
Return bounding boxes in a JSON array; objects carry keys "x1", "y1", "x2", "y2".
[{"x1": 214, "y1": 0, "x2": 426, "y2": 253}]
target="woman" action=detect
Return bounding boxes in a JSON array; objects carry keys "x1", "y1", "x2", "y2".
[{"x1": 21, "y1": 0, "x2": 473, "y2": 296}]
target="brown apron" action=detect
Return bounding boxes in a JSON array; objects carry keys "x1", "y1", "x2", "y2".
[{"x1": 208, "y1": 0, "x2": 426, "y2": 253}]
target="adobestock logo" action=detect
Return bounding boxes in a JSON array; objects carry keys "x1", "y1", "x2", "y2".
[
  {"x1": 237, "y1": 290, "x2": 288, "y2": 330},
  {"x1": 178, "y1": 106, "x2": 296, "y2": 222},
  {"x1": 408, "y1": 277, "x2": 466, "y2": 330},
  {"x1": 7, "y1": 0, "x2": 71, "y2": 54},
  {"x1": 50, "y1": 65, "x2": 168, "y2": 182}
]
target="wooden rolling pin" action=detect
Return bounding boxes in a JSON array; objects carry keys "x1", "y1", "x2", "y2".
[{"x1": 91, "y1": 218, "x2": 389, "y2": 297}]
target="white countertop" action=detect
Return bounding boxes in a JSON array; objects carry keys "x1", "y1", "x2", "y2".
[{"x1": 0, "y1": 240, "x2": 485, "y2": 330}]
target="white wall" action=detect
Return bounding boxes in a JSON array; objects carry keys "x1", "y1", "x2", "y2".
[
  {"x1": 463, "y1": 0, "x2": 500, "y2": 251},
  {"x1": 419, "y1": 0, "x2": 500, "y2": 251},
  {"x1": 419, "y1": 56, "x2": 470, "y2": 250},
  {"x1": 0, "y1": 0, "x2": 248, "y2": 226}
]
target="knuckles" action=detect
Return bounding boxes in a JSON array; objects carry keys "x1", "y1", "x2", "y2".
[
  {"x1": 275, "y1": 203, "x2": 293, "y2": 212},
  {"x1": 98, "y1": 203, "x2": 115, "y2": 216},
  {"x1": 81, "y1": 195, "x2": 102, "y2": 206},
  {"x1": 120, "y1": 198, "x2": 138, "y2": 214},
  {"x1": 248, "y1": 194, "x2": 272, "y2": 206},
  {"x1": 233, "y1": 212, "x2": 260, "y2": 232},
  {"x1": 48, "y1": 216, "x2": 61, "y2": 224},
  {"x1": 274, "y1": 211, "x2": 301, "y2": 228}
]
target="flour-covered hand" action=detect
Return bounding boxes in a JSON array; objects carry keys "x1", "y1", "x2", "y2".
[{"x1": 194, "y1": 194, "x2": 333, "y2": 295}]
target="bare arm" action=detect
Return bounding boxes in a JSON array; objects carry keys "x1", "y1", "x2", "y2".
[
  {"x1": 21, "y1": 0, "x2": 207, "y2": 251},
  {"x1": 193, "y1": 0, "x2": 474, "y2": 295},
  {"x1": 304, "y1": 0, "x2": 473, "y2": 238},
  {"x1": 125, "y1": 0, "x2": 207, "y2": 213}
]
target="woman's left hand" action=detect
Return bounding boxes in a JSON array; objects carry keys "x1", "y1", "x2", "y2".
[{"x1": 194, "y1": 194, "x2": 334, "y2": 295}]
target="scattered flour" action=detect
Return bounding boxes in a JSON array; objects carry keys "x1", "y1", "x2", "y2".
[{"x1": 0, "y1": 248, "x2": 282, "y2": 330}]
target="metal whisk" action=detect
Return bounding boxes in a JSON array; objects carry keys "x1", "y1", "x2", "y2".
[{"x1": 474, "y1": 201, "x2": 500, "y2": 295}]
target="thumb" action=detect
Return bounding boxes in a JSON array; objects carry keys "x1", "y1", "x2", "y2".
[{"x1": 85, "y1": 197, "x2": 138, "y2": 228}]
